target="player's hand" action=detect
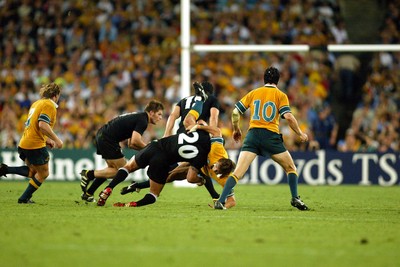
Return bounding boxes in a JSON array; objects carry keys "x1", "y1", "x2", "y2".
[
  {"x1": 299, "y1": 132, "x2": 308, "y2": 143},
  {"x1": 55, "y1": 139, "x2": 63, "y2": 149},
  {"x1": 233, "y1": 129, "x2": 242, "y2": 142},
  {"x1": 46, "y1": 139, "x2": 55, "y2": 149},
  {"x1": 188, "y1": 124, "x2": 199, "y2": 133}
]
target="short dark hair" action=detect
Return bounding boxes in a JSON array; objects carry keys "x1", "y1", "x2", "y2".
[
  {"x1": 201, "y1": 81, "x2": 214, "y2": 95},
  {"x1": 263, "y1": 67, "x2": 280, "y2": 84},
  {"x1": 218, "y1": 158, "x2": 236, "y2": 177},
  {"x1": 144, "y1": 100, "x2": 164, "y2": 113}
]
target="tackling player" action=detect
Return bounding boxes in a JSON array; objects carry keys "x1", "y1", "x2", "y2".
[
  {"x1": 169, "y1": 123, "x2": 237, "y2": 208},
  {"x1": 97, "y1": 128, "x2": 212, "y2": 207},
  {"x1": 79, "y1": 100, "x2": 164, "y2": 202}
]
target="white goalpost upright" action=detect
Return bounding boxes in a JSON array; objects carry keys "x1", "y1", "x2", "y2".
[
  {"x1": 179, "y1": 0, "x2": 400, "y2": 98},
  {"x1": 180, "y1": 0, "x2": 191, "y2": 98}
]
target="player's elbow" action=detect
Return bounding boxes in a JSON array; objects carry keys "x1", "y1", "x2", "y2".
[
  {"x1": 231, "y1": 108, "x2": 240, "y2": 123},
  {"x1": 283, "y1": 112, "x2": 295, "y2": 122},
  {"x1": 38, "y1": 120, "x2": 49, "y2": 131},
  {"x1": 129, "y1": 139, "x2": 144, "y2": 150}
]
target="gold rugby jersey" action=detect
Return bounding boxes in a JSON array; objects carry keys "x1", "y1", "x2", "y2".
[
  {"x1": 235, "y1": 85, "x2": 291, "y2": 134},
  {"x1": 201, "y1": 137, "x2": 230, "y2": 187},
  {"x1": 19, "y1": 99, "x2": 58, "y2": 149}
]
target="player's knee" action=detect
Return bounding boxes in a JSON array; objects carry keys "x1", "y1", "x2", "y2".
[
  {"x1": 37, "y1": 170, "x2": 50, "y2": 181},
  {"x1": 283, "y1": 163, "x2": 296, "y2": 173},
  {"x1": 288, "y1": 166, "x2": 297, "y2": 173},
  {"x1": 187, "y1": 175, "x2": 202, "y2": 184},
  {"x1": 125, "y1": 163, "x2": 139, "y2": 173}
]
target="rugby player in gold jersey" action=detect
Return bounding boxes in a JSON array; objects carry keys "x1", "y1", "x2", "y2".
[{"x1": 0, "y1": 83, "x2": 63, "y2": 203}]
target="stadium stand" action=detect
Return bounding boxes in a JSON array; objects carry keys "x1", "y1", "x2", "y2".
[{"x1": 0, "y1": 0, "x2": 398, "y2": 152}]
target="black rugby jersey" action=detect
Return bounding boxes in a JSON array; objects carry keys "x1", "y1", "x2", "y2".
[
  {"x1": 158, "y1": 130, "x2": 211, "y2": 170},
  {"x1": 100, "y1": 112, "x2": 148, "y2": 142},
  {"x1": 176, "y1": 94, "x2": 220, "y2": 133}
]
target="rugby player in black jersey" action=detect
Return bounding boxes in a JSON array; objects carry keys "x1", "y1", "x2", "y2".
[
  {"x1": 79, "y1": 100, "x2": 164, "y2": 202},
  {"x1": 163, "y1": 81, "x2": 219, "y2": 136},
  {"x1": 97, "y1": 128, "x2": 212, "y2": 207}
]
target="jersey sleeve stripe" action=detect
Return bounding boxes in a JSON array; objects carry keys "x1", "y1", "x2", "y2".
[
  {"x1": 279, "y1": 105, "x2": 291, "y2": 115},
  {"x1": 235, "y1": 101, "x2": 247, "y2": 114},
  {"x1": 210, "y1": 137, "x2": 224, "y2": 145},
  {"x1": 188, "y1": 109, "x2": 200, "y2": 120},
  {"x1": 38, "y1": 114, "x2": 51, "y2": 124}
]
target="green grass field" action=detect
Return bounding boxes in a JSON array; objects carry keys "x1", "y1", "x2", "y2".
[{"x1": 0, "y1": 181, "x2": 398, "y2": 267}]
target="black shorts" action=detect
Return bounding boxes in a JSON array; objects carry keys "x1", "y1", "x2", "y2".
[
  {"x1": 135, "y1": 141, "x2": 170, "y2": 184},
  {"x1": 95, "y1": 129, "x2": 124, "y2": 160},
  {"x1": 18, "y1": 146, "x2": 49, "y2": 165}
]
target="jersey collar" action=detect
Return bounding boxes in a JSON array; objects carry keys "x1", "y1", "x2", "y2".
[
  {"x1": 264, "y1": 83, "x2": 277, "y2": 88},
  {"x1": 49, "y1": 99, "x2": 59, "y2": 108}
]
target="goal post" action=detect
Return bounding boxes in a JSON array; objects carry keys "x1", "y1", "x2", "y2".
[{"x1": 179, "y1": 0, "x2": 400, "y2": 97}]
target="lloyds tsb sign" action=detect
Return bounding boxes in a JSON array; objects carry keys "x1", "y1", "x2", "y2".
[
  {"x1": 1, "y1": 149, "x2": 399, "y2": 186},
  {"x1": 226, "y1": 150, "x2": 399, "y2": 186}
]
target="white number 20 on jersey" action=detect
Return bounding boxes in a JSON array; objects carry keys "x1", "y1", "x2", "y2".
[{"x1": 177, "y1": 132, "x2": 200, "y2": 159}]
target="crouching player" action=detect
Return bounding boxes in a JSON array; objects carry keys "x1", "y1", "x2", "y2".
[
  {"x1": 120, "y1": 123, "x2": 237, "y2": 208},
  {"x1": 121, "y1": 86, "x2": 237, "y2": 208}
]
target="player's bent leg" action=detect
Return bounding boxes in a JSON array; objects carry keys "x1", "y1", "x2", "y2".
[
  {"x1": 115, "y1": 180, "x2": 163, "y2": 207},
  {"x1": 124, "y1": 156, "x2": 140, "y2": 172},
  {"x1": 234, "y1": 151, "x2": 258, "y2": 178},
  {"x1": 18, "y1": 164, "x2": 49, "y2": 203},
  {"x1": 99, "y1": 158, "x2": 127, "y2": 177},
  {"x1": 270, "y1": 151, "x2": 296, "y2": 173},
  {"x1": 165, "y1": 163, "x2": 190, "y2": 183},
  {"x1": 187, "y1": 174, "x2": 204, "y2": 184},
  {"x1": 120, "y1": 180, "x2": 146, "y2": 195}
]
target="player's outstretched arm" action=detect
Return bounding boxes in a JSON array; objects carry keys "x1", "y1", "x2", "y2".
[{"x1": 209, "y1": 107, "x2": 219, "y2": 128}]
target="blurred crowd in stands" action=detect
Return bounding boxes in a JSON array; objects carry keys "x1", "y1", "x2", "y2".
[{"x1": 0, "y1": 0, "x2": 398, "y2": 152}]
